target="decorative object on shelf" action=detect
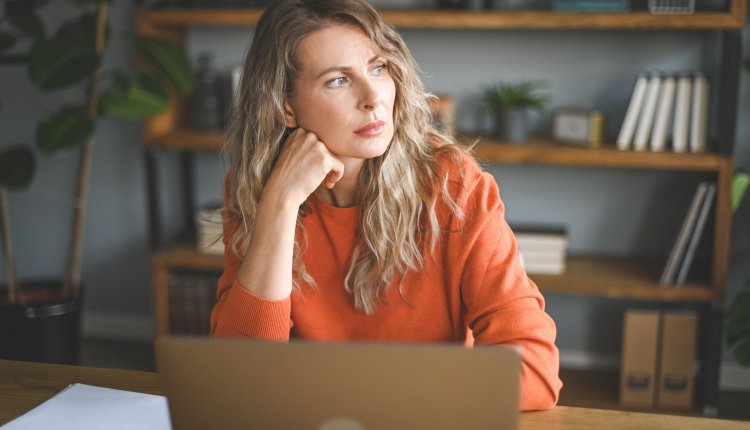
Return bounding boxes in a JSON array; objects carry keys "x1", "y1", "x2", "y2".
[
  {"x1": 726, "y1": 169, "x2": 750, "y2": 367},
  {"x1": 552, "y1": 108, "x2": 604, "y2": 148},
  {"x1": 554, "y1": 0, "x2": 629, "y2": 12},
  {"x1": 479, "y1": 80, "x2": 549, "y2": 143},
  {"x1": 0, "y1": 0, "x2": 192, "y2": 365},
  {"x1": 189, "y1": 52, "x2": 224, "y2": 131},
  {"x1": 616, "y1": 71, "x2": 709, "y2": 153},
  {"x1": 649, "y1": 0, "x2": 695, "y2": 13},
  {"x1": 428, "y1": 94, "x2": 456, "y2": 136}
]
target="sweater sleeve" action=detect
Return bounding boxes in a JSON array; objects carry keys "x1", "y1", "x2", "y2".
[
  {"x1": 209, "y1": 176, "x2": 293, "y2": 340},
  {"x1": 454, "y1": 169, "x2": 562, "y2": 411}
]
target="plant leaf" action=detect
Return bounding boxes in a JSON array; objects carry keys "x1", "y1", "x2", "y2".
[
  {"x1": 5, "y1": 0, "x2": 46, "y2": 39},
  {"x1": 56, "y1": 12, "x2": 109, "y2": 52},
  {"x1": 733, "y1": 170, "x2": 750, "y2": 213},
  {"x1": 137, "y1": 36, "x2": 193, "y2": 96},
  {"x1": 36, "y1": 108, "x2": 94, "y2": 154},
  {"x1": 726, "y1": 282, "x2": 750, "y2": 365},
  {"x1": 100, "y1": 72, "x2": 169, "y2": 119},
  {"x1": 0, "y1": 146, "x2": 36, "y2": 188},
  {"x1": 0, "y1": 31, "x2": 17, "y2": 52},
  {"x1": 28, "y1": 39, "x2": 99, "y2": 91}
]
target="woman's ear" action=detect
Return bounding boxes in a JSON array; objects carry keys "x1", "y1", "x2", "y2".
[{"x1": 283, "y1": 101, "x2": 298, "y2": 128}]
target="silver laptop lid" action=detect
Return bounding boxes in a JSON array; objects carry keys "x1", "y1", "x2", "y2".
[{"x1": 156, "y1": 337, "x2": 520, "y2": 430}]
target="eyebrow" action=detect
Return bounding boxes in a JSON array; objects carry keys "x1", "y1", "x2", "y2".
[{"x1": 314, "y1": 55, "x2": 382, "y2": 80}]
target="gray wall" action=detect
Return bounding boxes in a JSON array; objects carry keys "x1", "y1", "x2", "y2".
[{"x1": 1, "y1": 0, "x2": 749, "y2": 367}]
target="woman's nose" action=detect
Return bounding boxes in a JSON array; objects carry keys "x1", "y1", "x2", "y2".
[{"x1": 358, "y1": 81, "x2": 383, "y2": 111}]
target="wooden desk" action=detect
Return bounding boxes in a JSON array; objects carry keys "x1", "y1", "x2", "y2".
[{"x1": 1, "y1": 359, "x2": 748, "y2": 429}]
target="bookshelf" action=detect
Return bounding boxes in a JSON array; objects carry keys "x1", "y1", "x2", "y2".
[{"x1": 138, "y1": 1, "x2": 744, "y2": 415}]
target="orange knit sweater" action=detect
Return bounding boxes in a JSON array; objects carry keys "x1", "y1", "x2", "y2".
[{"x1": 211, "y1": 154, "x2": 562, "y2": 410}]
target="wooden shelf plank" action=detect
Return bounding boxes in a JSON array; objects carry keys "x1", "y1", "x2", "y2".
[
  {"x1": 470, "y1": 137, "x2": 730, "y2": 172},
  {"x1": 150, "y1": 246, "x2": 713, "y2": 303},
  {"x1": 148, "y1": 130, "x2": 223, "y2": 151},
  {"x1": 145, "y1": 130, "x2": 730, "y2": 173},
  {"x1": 137, "y1": 6, "x2": 745, "y2": 30},
  {"x1": 152, "y1": 244, "x2": 224, "y2": 272},
  {"x1": 534, "y1": 256, "x2": 714, "y2": 302}
]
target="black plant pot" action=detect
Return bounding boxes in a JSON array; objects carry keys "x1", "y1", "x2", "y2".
[{"x1": 0, "y1": 280, "x2": 83, "y2": 365}]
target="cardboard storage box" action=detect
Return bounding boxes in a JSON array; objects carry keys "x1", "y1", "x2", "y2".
[
  {"x1": 620, "y1": 310, "x2": 661, "y2": 408},
  {"x1": 657, "y1": 311, "x2": 697, "y2": 409}
]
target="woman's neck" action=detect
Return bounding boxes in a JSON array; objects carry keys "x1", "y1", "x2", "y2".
[{"x1": 317, "y1": 157, "x2": 363, "y2": 208}]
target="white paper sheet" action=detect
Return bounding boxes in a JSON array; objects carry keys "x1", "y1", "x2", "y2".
[{"x1": 2, "y1": 383, "x2": 171, "y2": 430}]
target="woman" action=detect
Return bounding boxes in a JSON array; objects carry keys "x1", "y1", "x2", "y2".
[{"x1": 210, "y1": 0, "x2": 562, "y2": 410}]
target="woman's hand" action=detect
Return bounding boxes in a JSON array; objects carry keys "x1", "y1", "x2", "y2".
[{"x1": 263, "y1": 128, "x2": 345, "y2": 208}]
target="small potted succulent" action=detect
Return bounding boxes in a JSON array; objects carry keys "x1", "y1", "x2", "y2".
[{"x1": 480, "y1": 79, "x2": 549, "y2": 143}]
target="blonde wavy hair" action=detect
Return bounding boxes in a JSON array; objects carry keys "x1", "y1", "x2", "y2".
[{"x1": 224, "y1": 0, "x2": 472, "y2": 314}]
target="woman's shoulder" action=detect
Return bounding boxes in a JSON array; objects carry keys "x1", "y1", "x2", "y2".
[{"x1": 432, "y1": 142, "x2": 491, "y2": 200}]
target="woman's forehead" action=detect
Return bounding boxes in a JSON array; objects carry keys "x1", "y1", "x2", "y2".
[{"x1": 296, "y1": 24, "x2": 380, "y2": 73}]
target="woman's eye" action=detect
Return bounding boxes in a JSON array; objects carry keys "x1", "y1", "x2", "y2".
[
  {"x1": 373, "y1": 64, "x2": 387, "y2": 76},
  {"x1": 327, "y1": 76, "x2": 348, "y2": 88}
]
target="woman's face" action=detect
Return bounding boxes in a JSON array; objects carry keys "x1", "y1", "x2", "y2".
[{"x1": 284, "y1": 24, "x2": 396, "y2": 162}]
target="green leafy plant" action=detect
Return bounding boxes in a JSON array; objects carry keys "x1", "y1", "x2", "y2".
[
  {"x1": 726, "y1": 169, "x2": 750, "y2": 366},
  {"x1": 0, "y1": 0, "x2": 192, "y2": 304},
  {"x1": 480, "y1": 79, "x2": 549, "y2": 113}
]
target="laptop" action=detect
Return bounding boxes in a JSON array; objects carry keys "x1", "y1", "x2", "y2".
[{"x1": 156, "y1": 337, "x2": 520, "y2": 430}]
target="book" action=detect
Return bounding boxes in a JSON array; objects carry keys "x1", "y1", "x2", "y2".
[
  {"x1": 512, "y1": 224, "x2": 568, "y2": 255},
  {"x1": 650, "y1": 74, "x2": 675, "y2": 152},
  {"x1": 659, "y1": 182, "x2": 710, "y2": 286},
  {"x1": 689, "y1": 73, "x2": 709, "y2": 153},
  {"x1": 523, "y1": 261, "x2": 566, "y2": 275},
  {"x1": 672, "y1": 74, "x2": 692, "y2": 153},
  {"x1": 633, "y1": 74, "x2": 662, "y2": 152},
  {"x1": 674, "y1": 183, "x2": 716, "y2": 286},
  {"x1": 617, "y1": 74, "x2": 649, "y2": 151}
]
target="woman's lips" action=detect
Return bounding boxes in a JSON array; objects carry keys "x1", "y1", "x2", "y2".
[{"x1": 355, "y1": 120, "x2": 386, "y2": 136}]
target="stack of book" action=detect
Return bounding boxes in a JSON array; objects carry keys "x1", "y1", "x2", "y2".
[
  {"x1": 512, "y1": 225, "x2": 568, "y2": 275},
  {"x1": 659, "y1": 181, "x2": 716, "y2": 287},
  {"x1": 196, "y1": 207, "x2": 223, "y2": 255},
  {"x1": 616, "y1": 71, "x2": 709, "y2": 153}
]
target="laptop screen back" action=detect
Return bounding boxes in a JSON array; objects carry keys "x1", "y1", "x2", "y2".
[{"x1": 156, "y1": 337, "x2": 519, "y2": 430}]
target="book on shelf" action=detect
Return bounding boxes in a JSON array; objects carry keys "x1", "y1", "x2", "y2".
[
  {"x1": 617, "y1": 74, "x2": 648, "y2": 151},
  {"x1": 659, "y1": 181, "x2": 713, "y2": 287},
  {"x1": 512, "y1": 224, "x2": 567, "y2": 275},
  {"x1": 617, "y1": 71, "x2": 709, "y2": 154},
  {"x1": 633, "y1": 74, "x2": 662, "y2": 152},
  {"x1": 649, "y1": 74, "x2": 675, "y2": 152},
  {"x1": 196, "y1": 207, "x2": 224, "y2": 255},
  {"x1": 674, "y1": 182, "x2": 715, "y2": 286},
  {"x1": 672, "y1": 74, "x2": 692, "y2": 153},
  {"x1": 689, "y1": 73, "x2": 709, "y2": 154}
]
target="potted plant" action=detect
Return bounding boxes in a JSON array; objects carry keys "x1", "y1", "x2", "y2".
[
  {"x1": 0, "y1": 0, "x2": 192, "y2": 364},
  {"x1": 480, "y1": 79, "x2": 549, "y2": 143},
  {"x1": 725, "y1": 169, "x2": 750, "y2": 366}
]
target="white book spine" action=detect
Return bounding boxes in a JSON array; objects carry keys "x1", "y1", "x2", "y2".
[
  {"x1": 617, "y1": 74, "x2": 649, "y2": 151},
  {"x1": 650, "y1": 74, "x2": 675, "y2": 152},
  {"x1": 690, "y1": 73, "x2": 709, "y2": 153},
  {"x1": 633, "y1": 74, "x2": 662, "y2": 152},
  {"x1": 672, "y1": 74, "x2": 692, "y2": 153}
]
